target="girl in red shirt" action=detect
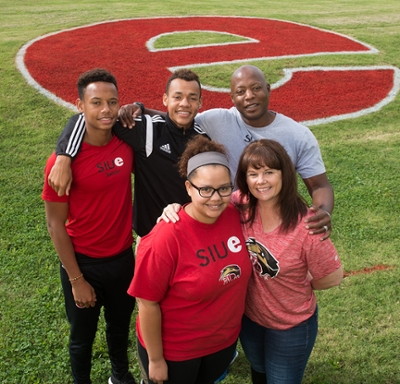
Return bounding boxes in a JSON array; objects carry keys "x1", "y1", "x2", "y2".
[{"x1": 128, "y1": 136, "x2": 251, "y2": 384}]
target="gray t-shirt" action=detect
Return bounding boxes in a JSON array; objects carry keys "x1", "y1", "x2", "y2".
[{"x1": 195, "y1": 107, "x2": 326, "y2": 180}]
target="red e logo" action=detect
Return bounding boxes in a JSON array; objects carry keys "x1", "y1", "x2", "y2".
[{"x1": 17, "y1": 16, "x2": 399, "y2": 125}]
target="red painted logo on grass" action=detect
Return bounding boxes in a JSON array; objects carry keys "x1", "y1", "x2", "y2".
[{"x1": 16, "y1": 16, "x2": 399, "y2": 125}]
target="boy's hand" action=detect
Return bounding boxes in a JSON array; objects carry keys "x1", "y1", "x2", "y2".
[
  {"x1": 71, "y1": 278, "x2": 97, "y2": 308},
  {"x1": 48, "y1": 155, "x2": 73, "y2": 196},
  {"x1": 118, "y1": 103, "x2": 142, "y2": 128}
]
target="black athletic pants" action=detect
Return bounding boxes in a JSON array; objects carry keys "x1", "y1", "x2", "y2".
[{"x1": 60, "y1": 247, "x2": 136, "y2": 384}]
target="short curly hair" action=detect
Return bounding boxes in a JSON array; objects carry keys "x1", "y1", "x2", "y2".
[
  {"x1": 77, "y1": 68, "x2": 117, "y2": 99},
  {"x1": 165, "y1": 69, "x2": 201, "y2": 97}
]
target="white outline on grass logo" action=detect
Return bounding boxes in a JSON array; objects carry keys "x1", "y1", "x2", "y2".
[{"x1": 16, "y1": 16, "x2": 400, "y2": 125}]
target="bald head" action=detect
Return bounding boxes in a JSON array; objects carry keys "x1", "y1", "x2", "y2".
[
  {"x1": 229, "y1": 65, "x2": 274, "y2": 127},
  {"x1": 230, "y1": 65, "x2": 268, "y2": 91}
]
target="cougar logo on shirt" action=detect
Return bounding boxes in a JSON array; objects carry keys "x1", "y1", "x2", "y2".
[
  {"x1": 246, "y1": 237, "x2": 279, "y2": 279},
  {"x1": 219, "y1": 264, "x2": 241, "y2": 285}
]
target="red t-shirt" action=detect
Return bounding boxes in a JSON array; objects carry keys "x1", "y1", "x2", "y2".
[
  {"x1": 42, "y1": 136, "x2": 134, "y2": 257},
  {"x1": 128, "y1": 204, "x2": 252, "y2": 361}
]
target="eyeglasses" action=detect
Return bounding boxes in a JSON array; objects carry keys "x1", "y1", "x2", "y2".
[{"x1": 188, "y1": 181, "x2": 233, "y2": 198}]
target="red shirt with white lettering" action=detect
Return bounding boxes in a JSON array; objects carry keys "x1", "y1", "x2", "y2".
[
  {"x1": 128, "y1": 204, "x2": 252, "y2": 361},
  {"x1": 42, "y1": 136, "x2": 134, "y2": 257}
]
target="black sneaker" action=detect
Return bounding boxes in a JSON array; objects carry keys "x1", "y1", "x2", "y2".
[{"x1": 108, "y1": 371, "x2": 136, "y2": 384}]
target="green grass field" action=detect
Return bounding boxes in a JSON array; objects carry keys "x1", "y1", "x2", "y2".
[{"x1": 1, "y1": 1, "x2": 399, "y2": 383}]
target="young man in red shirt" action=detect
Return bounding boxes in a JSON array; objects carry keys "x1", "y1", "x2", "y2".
[{"x1": 42, "y1": 69, "x2": 136, "y2": 384}]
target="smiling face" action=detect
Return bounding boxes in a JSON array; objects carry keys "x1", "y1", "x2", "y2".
[
  {"x1": 76, "y1": 81, "x2": 119, "y2": 133},
  {"x1": 230, "y1": 66, "x2": 272, "y2": 127},
  {"x1": 163, "y1": 78, "x2": 202, "y2": 130},
  {"x1": 246, "y1": 164, "x2": 282, "y2": 206},
  {"x1": 185, "y1": 165, "x2": 231, "y2": 224}
]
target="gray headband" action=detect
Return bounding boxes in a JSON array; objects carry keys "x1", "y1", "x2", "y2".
[{"x1": 187, "y1": 152, "x2": 230, "y2": 176}]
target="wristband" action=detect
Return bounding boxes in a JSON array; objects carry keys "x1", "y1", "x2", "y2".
[
  {"x1": 134, "y1": 102, "x2": 145, "y2": 115},
  {"x1": 324, "y1": 210, "x2": 332, "y2": 219},
  {"x1": 69, "y1": 273, "x2": 83, "y2": 282}
]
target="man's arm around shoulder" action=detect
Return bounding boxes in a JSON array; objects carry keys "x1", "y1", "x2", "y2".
[
  {"x1": 49, "y1": 114, "x2": 84, "y2": 196},
  {"x1": 303, "y1": 173, "x2": 334, "y2": 241}
]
